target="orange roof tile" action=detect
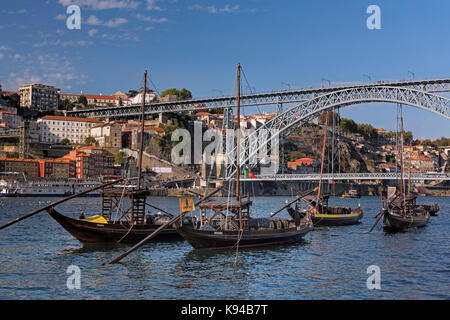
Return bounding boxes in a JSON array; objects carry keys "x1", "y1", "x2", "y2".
[{"x1": 40, "y1": 115, "x2": 102, "y2": 123}]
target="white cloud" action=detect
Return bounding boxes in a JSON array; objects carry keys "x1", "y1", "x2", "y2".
[
  {"x1": 0, "y1": 46, "x2": 12, "y2": 51},
  {"x1": 86, "y1": 15, "x2": 102, "y2": 26},
  {"x1": 136, "y1": 14, "x2": 167, "y2": 22},
  {"x1": 13, "y1": 54, "x2": 25, "y2": 61},
  {"x1": 189, "y1": 4, "x2": 239, "y2": 14},
  {"x1": 104, "y1": 17, "x2": 128, "y2": 27},
  {"x1": 2, "y1": 53, "x2": 86, "y2": 91},
  {"x1": 55, "y1": 14, "x2": 66, "y2": 20},
  {"x1": 0, "y1": 53, "x2": 4, "y2": 60},
  {"x1": 88, "y1": 29, "x2": 99, "y2": 37},
  {"x1": 33, "y1": 39, "x2": 93, "y2": 48},
  {"x1": 85, "y1": 15, "x2": 128, "y2": 27},
  {"x1": 1, "y1": 8, "x2": 28, "y2": 14},
  {"x1": 146, "y1": 0, "x2": 162, "y2": 11},
  {"x1": 58, "y1": 0, "x2": 139, "y2": 10},
  {"x1": 100, "y1": 33, "x2": 140, "y2": 41}
]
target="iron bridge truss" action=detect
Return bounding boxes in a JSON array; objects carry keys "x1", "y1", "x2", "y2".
[
  {"x1": 225, "y1": 86, "x2": 450, "y2": 179},
  {"x1": 67, "y1": 78, "x2": 450, "y2": 119}
]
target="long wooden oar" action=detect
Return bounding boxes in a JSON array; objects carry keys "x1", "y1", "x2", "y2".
[
  {"x1": 108, "y1": 187, "x2": 222, "y2": 264},
  {"x1": 270, "y1": 189, "x2": 315, "y2": 217},
  {"x1": 366, "y1": 210, "x2": 384, "y2": 233},
  {"x1": 0, "y1": 178, "x2": 126, "y2": 231}
]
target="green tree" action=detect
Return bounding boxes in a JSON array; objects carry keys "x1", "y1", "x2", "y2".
[
  {"x1": 114, "y1": 151, "x2": 126, "y2": 165},
  {"x1": 340, "y1": 118, "x2": 358, "y2": 133},
  {"x1": 179, "y1": 88, "x2": 192, "y2": 100},
  {"x1": 77, "y1": 95, "x2": 88, "y2": 107},
  {"x1": 60, "y1": 138, "x2": 71, "y2": 145},
  {"x1": 61, "y1": 98, "x2": 74, "y2": 111},
  {"x1": 127, "y1": 90, "x2": 139, "y2": 97},
  {"x1": 84, "y1": 136, "x2": 97, "y2": 146},
  {"x1": 161, "y1": 88, "x2": 192, "y2": 101}
]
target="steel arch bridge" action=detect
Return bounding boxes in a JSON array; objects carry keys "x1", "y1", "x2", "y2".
[
  {"x1": 67, "y1": 78, "x2": 450, "y2": 119},
  {"x1": 225, "y1": 86, "x2": 450, "y2": 179}
]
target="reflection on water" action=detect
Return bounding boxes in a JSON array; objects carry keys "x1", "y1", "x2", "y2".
[{"x1": 0, "y1": 196, "x2": 448, "y2": 299}]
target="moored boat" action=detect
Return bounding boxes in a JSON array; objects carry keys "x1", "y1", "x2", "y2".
[
  {"x1": 176, "y1": 199, "x2": 313, "y2": 250},
  {"x1": 381, "y1": 190, "x2": 430, "y2": 231},
  {"x1": 375, "y1": 105, "x2": 433, "y2": 232},
  {"x1": 298, "y1": 110, "x2": 363, "y2": 227},
  {"x1": 43, "y1": 71, "x2": 182, "y2": 245},
  {"x1": 175, "y1": 63, "x2": 313, "y2": 250},
  {"x1": 47, "y1": 206, "x2": 180, "y2": 244},
  {"x1": 342, "y1": 188, "x2": 361, "y2": 198}
]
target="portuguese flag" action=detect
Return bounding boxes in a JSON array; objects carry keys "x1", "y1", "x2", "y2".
[{"x1": 245, "y1": 170, "x2": 256, "y2": 179}]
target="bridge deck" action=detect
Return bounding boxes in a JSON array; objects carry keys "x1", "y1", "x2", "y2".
[
  {"x1": 239, "y1": 173, "x2": 450, "y2": 181},
  {"x1": 67, "y1": 78, "x2": 450, "y2": 119}
]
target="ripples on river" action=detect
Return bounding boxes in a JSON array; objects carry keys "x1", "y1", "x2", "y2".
[{"x1": 0, "y1": 196, "x2": 448, "y2": 299}]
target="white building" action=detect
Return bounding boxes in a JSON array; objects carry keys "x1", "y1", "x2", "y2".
[
  {"x1": 37, "y1": 115, "x2": 102, "y2": 144},
  {"x1": 90, "y1": 121, "x2": 122, "y2": 150},
  {"x1": 19, "y1": 84, "x2": 60, "y2": 111},
  {"x1": 130, "y1": 91, "x2": 158, "y2": 105}
]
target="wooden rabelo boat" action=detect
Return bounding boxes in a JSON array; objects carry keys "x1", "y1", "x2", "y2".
[
  {"x1": 44, "y1": 71, "x2": 181, "y2": 244},
  {"x1": 380, "y1": 187, "x2": 430, "y2": 231},
  {"x1": 369, "y1": 105, "x2": 433, "y2": 233},
  {"x1": 175, "y1": 63, "x2": 313, "y2": 250},
  {"x1": 294, "y1": 194, "x2": 363, "y2": 226},
  {"x1": 297, "y1": 111, "x2": 363, "y2": 227},
  {"x1": 46, "y1": 187, "x2": 180, "y2": 245}
]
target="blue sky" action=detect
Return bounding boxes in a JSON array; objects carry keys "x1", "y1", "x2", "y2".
[{"x1": 0, "y1": 0, "x2": 449, "y2": 139}]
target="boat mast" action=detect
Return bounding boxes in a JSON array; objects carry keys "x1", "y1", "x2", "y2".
[
  {"x1": 236, "y1": 63, "x2": 242, "y2": 230},
  {"x1": 137, "y1": 70, "x2": 147, "y2": 191},
  {"x1": 400, "y1": 105, "x2": 406, "y2": 211},
  {"x1": 317, "y1": 111, "x2": 329, "y2": 211},
  {"x1": 408, "y1": 140, "x2": 412, "y2": 197}
]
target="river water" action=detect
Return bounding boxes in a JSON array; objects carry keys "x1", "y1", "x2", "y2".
[{"x1": 0, "y1": 196, "x2": 448, "y2": 300}]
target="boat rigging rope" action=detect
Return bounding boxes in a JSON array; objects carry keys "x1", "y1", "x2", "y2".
[
  {"x1": 233, "y1": 228, "x2": 244, "y2": 267},
  {"x1": 116, "y1": 223, "x2": 135, "y2": 244},
  {"x1": 111, "y1": 178, "x2": 129, "y2": 223}
]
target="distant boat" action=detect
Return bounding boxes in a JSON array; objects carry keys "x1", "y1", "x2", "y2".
[
  {"x1": 0, "y1": 179, "x2": 103, "y2": 197},
  {"x1": 342, "y1": 188, "x2": 361, "y2": 198},
  {"x1": 417, "y1": 203, "x2": 439, "y2": 216},
  {"x1": 298, "y1": 194, "x2": 363, "y2": 226}
]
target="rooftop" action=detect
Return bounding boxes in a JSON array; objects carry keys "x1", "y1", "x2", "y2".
[{"x1": 39, "y1": 115, "x2": 102, "y2": 123}]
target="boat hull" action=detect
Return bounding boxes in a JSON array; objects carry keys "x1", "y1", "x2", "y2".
[
  {"x1": 176, "y1": 223, "x2": 313, "y2": 250},
  {"x1": 46, "y1": 207, "x2": 182, "y2": 245},
  {"x1": 382, "y1": 211, "x2": 430, "y2": 231},
  {"x1": 311, "y1": 207, "x2": 363, "y2": 226}
]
